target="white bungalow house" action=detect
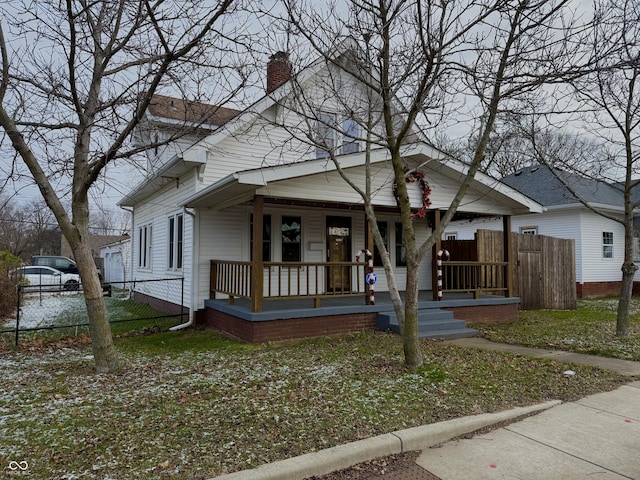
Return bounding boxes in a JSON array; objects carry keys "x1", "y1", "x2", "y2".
[
  {"x1": 119, "y1": 50, "x2": 543, "y2": 342},
  {"x1": 446, "y1": 165, "x2": 640, "y2": 298}
]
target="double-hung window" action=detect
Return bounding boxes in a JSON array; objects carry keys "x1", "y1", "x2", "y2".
[
  {"x1": 395, "y1": 222, "x2": 407, "y2": 267},
  {"x1": 315, "y1": 112, "x2": 336, "y2": 159},
  {"x1": 282, "y1": 216, "x2": 302, "y2": 262},
  {"x1": 250, "y1": 214, "x2": 272, "y2": 261},
  {"x1": 342, "y1": 119, "x2": 360, "y2": 154},
  {"x1": 138, "y1": 223, "x2": 153, "y2": 269},
  {"x1": 168, "y1": 213, "x2": 184, "y2": 270},
  {"x1": 373, "y1": 221, "x2": 389, "y2": 267},
  {"x1": 602, "y1": 232, "x2": 613, "y2": 259}
]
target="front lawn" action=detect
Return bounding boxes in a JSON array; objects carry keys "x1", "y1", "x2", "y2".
[
  {"x1": 0, "y1": 328, "x2": 626, "y2": 479},
  {"x1": 471, "y1": 298, "x2": 640, "y2": 361}
]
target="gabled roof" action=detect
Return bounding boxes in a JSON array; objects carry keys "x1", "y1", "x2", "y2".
[
  {"x1": 502, "y1": 165, "x2": 624, "y2": 209},
  {"x1": 146, "y1": 94, "x2": 241, "y2": 128}
]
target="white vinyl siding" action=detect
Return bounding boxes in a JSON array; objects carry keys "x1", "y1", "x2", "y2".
[{"x1": 132, "y1": 172, "x2": 195, "y2": 308}]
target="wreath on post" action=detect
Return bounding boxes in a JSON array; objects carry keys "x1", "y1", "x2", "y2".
[{"x1": 392, "y1": 170, "x2": 432, "y2": 219}]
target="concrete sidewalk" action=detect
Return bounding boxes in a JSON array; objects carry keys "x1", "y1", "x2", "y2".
[
  {"x1": 212, "y1": 341, "x2": 640, "y2": 480},
  {"x1": 417, "y1": 381, "x2": 640, "y2": 479}
]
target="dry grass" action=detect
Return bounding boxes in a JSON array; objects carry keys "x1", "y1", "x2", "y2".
[
  {"x1": 471, "y1": 298, "x2": 640, "y2": 360},
  {"x1": 0, "y1": 327, "x2": 626, "y2": 479}
]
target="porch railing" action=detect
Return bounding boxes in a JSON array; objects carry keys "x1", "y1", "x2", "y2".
[
  {"x1": 210, "y1": 259, "x2": 510, "y2": 311},
  {"x1": 210, "y1": 260, "x2": 368, "y2": 309},
  {"x1": 442, "y1": 261, "x2": 509, "y2": 298}
]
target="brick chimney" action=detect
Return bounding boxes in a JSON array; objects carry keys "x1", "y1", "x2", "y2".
[{"x1": 266, "y1": 51, "x2": 292, "y2": 94}]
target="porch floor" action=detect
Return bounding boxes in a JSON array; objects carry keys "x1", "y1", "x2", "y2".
[{"x1": 204, "y1": 290, "x2": 520, "y2": 322}]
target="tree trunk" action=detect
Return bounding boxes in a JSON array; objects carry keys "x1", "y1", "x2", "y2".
[
  {"x1": 402, "y1": 257, "x2": 423, "y2": 370},
  {"x1": 617, "y1": 261, "x2": 637, "y2": 337},
  {"x1": 616, "y1": 216, "x2": 638, "y2": 337},
  {"x1": 73, "y1": 236, "x2": 119, "y2": 372}
]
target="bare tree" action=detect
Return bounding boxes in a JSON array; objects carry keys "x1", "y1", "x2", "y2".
[
  {"x1": 0, "y1": 0, "x2": 249, "y2": 372},
  {"x1": 560, "y1": 0, "x2": 640, "y2": 336},
  {"x1": 89, "y1": 207, "x2": 130, "y2": 236},
  {"x1": 465, "y1": 112, "x2": 612, "y2": 178},
  {"x1": 265, "y1": 0, "x2": 593, "y2": 369}
]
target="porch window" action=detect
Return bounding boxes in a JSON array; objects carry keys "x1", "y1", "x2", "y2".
[
  {"x1": 373, "y1": 221, "x2": 388, "y2": 267},
  {"x1": 602, "y1": 231, "x2": 613, "y2": 259},
  {"x1": 395, "y1": 222, "x2": 407, "y2": 267},
  {"x1": 315, "y1": 112, "x2": 336, "y2": 159},
  {"x1": 282, "y1": 216, "x2": 301, "y2": 262},
  {"x1": 168, "y1": 213, "x2": 184, "y2": 270},
  {"x1": 634, "y1": 231, "x2": 640, "y2": 262},
  {"x1": 520, "y1": 226, "x2": 538, "y2": 235},
  {"x1": 342, "y1": 118, "x2": 360, "y2": 154},
  {"x1": 250, "y1": 214, "x2": 272, "y2": 261},
  {"x1": 138, "y1": 223, "x2": 152, "y2": 269},
  {"x1": 445, "y1": 232, "x2": 457, "y2": 240}
]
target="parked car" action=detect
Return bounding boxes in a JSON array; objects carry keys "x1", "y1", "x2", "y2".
[
  {"x1": 15, "y1": 266, "x2": 81, "y2": 291},
  {"x1": 31, "y1": 256, "x2": 79, "y2": 275},
  {"x1": 31, "y1": 255, "x2": 104, "y2": 281}
]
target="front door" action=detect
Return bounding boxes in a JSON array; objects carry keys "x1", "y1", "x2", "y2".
[{"x1": 326, "y1": 216, "x2": 351, "y2": 293}]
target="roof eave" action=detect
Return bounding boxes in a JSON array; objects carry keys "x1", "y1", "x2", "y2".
[{"x1": 118, "y1": 154, "x2": 205, "y2": 207}]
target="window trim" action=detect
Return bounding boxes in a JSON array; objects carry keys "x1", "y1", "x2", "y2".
[
  {"x1": 342, "y1": 118, "x2": 360, "y2": 154},
  {"x1": 395, "y1": 222, "x2": 407, "y2": 267},
  {"x1": 281, "y1": 215, "x2": 302, "y2": 262},
  {"x1": 602, "y1": 231, "x2": 614, "y2": 259},
  {"x1": 373, "y1": 221, "x2": 389, "y2": 267},
  {"x1": 167, "y1": 213, "x2": 184, "y2": 271},
  {"x1": 250, "y1": 214, "x2": 272, "y2": 262},
  {"x1": 315, "y1": 112, "x2": 336, "y2": 159},
  {"x1": 138, "y1": 222, "x2": 153, "y2": 270},
  {"x1": 520, "y1": 226, "x2": 538, "y2": 235}
]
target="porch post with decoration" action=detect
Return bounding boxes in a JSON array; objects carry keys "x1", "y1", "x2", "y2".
[
  {"x1": 432, "y1": 209, "x2": 441, "y2": 301},
  {"x1": 251, "y1": 196, "x2": 265, "y2": 312},
  {"x1": 503, "y1": 215, "x2": 514, "y2": 297},
  {"x1": 366, "y1": 217, "x2": 375, "y2": 305}
]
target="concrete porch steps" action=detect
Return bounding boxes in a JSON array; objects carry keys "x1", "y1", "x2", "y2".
[{"x1": 376, "y1": 308, "x2": 479, "y2": 340}]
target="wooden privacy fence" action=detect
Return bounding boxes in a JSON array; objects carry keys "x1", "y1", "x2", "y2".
[{"x1": 475, "y1": 230, "x2": 576, "y2": 310}]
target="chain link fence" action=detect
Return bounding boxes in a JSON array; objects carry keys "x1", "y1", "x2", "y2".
[{"x1": 0, "y1": 278, "x2": 187, "y2": 345}]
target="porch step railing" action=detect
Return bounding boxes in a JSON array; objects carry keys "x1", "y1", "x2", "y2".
[
  {"x1": 442, "y1": 261, "x2": 508, "y2": 298},
  {"x1": 210, "y1": 260, "x2": 368, "y2": 309}
]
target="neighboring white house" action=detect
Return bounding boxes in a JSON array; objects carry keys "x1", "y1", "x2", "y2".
[
  {"x1": 446, "y1": 165, "x2": 640, "y2": 298},
  {"x1": 119, "y1": 48, "x2": 543, "y2": 329},
  {"x1": 99, "y1": 237, "x2": 132, "y2": 284}
]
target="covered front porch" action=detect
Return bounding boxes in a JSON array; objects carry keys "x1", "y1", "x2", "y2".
[
  {"x1": 203, "y1": 206, "x2": 518, "y2": 344},
  {"x1": 208, "y1": 204, "x2": 516, "y2": 313}
]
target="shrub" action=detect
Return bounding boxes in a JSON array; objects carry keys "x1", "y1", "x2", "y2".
[{"x1": 0, "y1": 251, "x2": 22, "y2": 318}]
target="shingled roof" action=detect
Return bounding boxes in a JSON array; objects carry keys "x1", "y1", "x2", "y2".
[
  {"x1": 502, "y1": 165, "x2": 624, "y2": 207},
  {"x1": 147, "y1": 94, "x2": 241, "y2": 128}
]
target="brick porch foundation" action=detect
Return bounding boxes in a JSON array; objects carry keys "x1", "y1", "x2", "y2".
[
  {"x1": 204, "y1": 308, "x2": 377, "y2": 343},
  {"x1": 444, "y1": 303, "x2": 519, "y2": 324}
]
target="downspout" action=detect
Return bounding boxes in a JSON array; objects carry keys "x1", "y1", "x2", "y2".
[
  {"x1": 170, "y1": 206, "x2": 197, "y2": 330},
  {"x1": 119, "y1": 206, "x2": 134, "y2": 283}
]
